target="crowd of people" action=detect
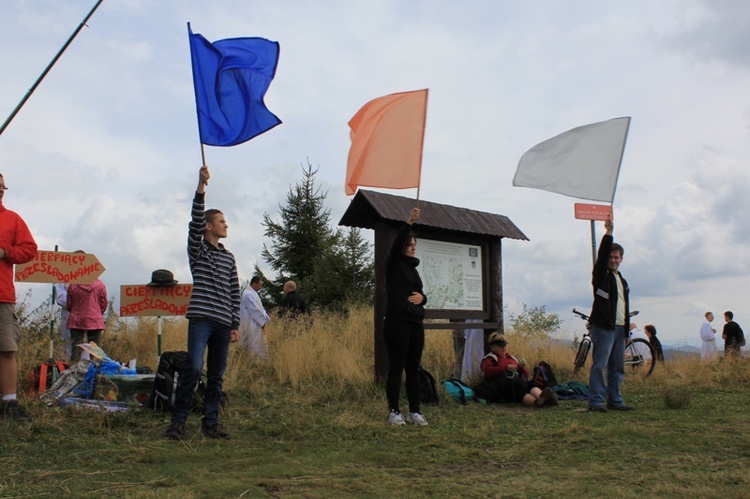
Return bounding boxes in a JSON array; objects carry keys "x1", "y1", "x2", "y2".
[{"x1": 0, "y1": 168, "x2": 745, "y2": 432}]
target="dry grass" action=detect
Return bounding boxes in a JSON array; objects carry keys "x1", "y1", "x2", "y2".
[
  {"x1": 7, "y1": 304, "x2": 750, "y2": 497},
  {"x1": 15, "y1": 304, "x2": 745, "y2": 399}
]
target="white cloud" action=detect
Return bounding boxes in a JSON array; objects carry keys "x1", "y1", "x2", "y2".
[{"x1": 2, "y1": 0, "x2": 750, "y2": 347}]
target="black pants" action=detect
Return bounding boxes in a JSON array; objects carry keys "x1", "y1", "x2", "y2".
[
  {"x1": 384, "y1": 317, "x2": 424, "y2": 413},
  {"x1": 69, "y1": 329, "x2": 102, "y2": 363}
]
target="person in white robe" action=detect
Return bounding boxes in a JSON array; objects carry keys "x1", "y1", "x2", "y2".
[
  {"x1": 239, "y1": 276, "x2": 270, "y2": 359},
  {"x1": 700, "y1": 311, "x2": 718, "y2": 361}
]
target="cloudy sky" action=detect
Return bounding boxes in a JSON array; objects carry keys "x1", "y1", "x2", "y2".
[{"x1": 1, "y1": 0, "x2": 748, "y2": 347}]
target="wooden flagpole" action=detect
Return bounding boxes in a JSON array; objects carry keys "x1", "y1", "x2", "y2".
[{"x1": 415, "y1": 88, "x2": 429, "y2": 207}]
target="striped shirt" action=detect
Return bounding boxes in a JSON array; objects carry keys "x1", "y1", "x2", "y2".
[{"x1": 185, "y1": 192, "x2": 240, "y2": 329}]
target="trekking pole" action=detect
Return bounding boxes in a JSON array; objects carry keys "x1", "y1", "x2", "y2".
[{"x1": 0, "y1": 0, "x2": 105, "y2": 137}]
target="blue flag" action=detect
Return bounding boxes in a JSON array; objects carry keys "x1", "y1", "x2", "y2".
[{"x1": 188, "y1": 23, "x2": 281, "y2": 146}]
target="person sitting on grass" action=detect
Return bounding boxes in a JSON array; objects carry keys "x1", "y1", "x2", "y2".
[{"x1": 474, "y1": 333, "x2": 557, "y2": 407}]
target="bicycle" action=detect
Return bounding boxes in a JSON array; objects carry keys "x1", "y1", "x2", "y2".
[{"x1": 572, "y1": 308, "x2": 656, "y2": 378}]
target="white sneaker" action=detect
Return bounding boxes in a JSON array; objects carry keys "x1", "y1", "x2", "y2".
[
  {"x1": 406, "y1": 412, "x2": 429, "y2": 426},
  {"x1": 388, "y1": 410, "x2": 406, "y2": 426}
]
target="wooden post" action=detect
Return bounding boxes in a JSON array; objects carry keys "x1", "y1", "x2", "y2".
[{"x1": 488, "y1": 238, "x2": 503, "y2": 350}]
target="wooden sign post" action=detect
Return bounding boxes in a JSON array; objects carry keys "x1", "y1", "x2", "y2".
[
  {"x1": 120, "y1": 283, "x2": 193, "y2": 356},
  {"x1": 15, "y1": 250, "x2": 105, "y2": 285},
  {"x1": 574, "y1": 203, "x2": 614, "y2": 265}
]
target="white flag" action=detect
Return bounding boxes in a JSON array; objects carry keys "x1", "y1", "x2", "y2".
[{"x1": 513, "y1": 117, "x2": 631, "y2": 203}]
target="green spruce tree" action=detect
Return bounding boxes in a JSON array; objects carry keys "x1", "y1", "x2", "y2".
[{"x1": 261, "y1": 160, "x2": 374, "y2": 310}]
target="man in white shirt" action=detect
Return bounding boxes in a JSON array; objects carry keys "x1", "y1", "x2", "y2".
[
  {"x1": 700, "y1": 311, "x2": 718, "y2": 362},
  {"x1": 239, "y1": 276, "x2": 270, "y2": 359}
]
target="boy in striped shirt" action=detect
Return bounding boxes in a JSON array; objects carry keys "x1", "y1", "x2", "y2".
[{"x1": 167, "y1": 166, "x2": 240, "y2": 440}]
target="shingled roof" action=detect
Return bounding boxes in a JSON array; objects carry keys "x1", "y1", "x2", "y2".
[{"x1": 339, "y1": 190, "x2": 529, "y2": 241}]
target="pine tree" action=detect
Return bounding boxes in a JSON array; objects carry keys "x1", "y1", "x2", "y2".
[
  {"x1": 261, "y1": 160, "x2": 376, "y2": 310},
  {"x1": 311, "y1": 227, "x2": 374, "y2": 310},
  {"x1": 261, "y1": 160, "x2": 335, "y2": 282}
]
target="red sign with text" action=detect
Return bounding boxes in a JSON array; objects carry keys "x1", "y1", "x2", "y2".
[
  {"x1": 15, "y1": 251, "x2": 106, "y2": 284},
  {"x1": 119, "y1": 284, "x2": 193, "y2": 317},
  {"x1": 574, "y1": 203, "x2": 613, "y2": 221}
]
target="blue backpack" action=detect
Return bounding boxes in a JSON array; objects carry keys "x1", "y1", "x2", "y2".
[{"x1": 441, "y1": 378, "x2": 476, "y2": 405}]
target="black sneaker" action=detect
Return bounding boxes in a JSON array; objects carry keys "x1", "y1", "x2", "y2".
[
  {"x1": 165, "y1": 421, "x2": 185, "y2": 439},
  {"x1": 202, "y1": 423, "x2": 231, "y2": 440},
  {"x1": 3, "y1": 400, "x2": 31, "y2": 423},
  {"x1": 588, "y1": 405, "x2": 608, "y2": 413}
]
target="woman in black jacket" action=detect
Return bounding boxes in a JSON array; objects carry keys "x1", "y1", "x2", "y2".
[{"x1": 384, "y1": 207, "x2": 428, "y2": 426}]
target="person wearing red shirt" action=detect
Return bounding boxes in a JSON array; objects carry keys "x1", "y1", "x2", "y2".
[
  {"x1": 478, "y1": 333, "x2": 557, "y2": 407},
  {"x1": 0, "y1": 173, "x2": 38, "y2": 422}
]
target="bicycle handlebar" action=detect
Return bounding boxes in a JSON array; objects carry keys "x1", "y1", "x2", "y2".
[
  {"x1": 572, "y1": 309, "x2": 590, "y2": 321},
  {"x1": 573, "y1": 308, "x2": 639, "y2": 321}
]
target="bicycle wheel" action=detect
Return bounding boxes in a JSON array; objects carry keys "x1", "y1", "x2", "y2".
[
  {"x1": 573, "y1": 337, "x2": 591, "y2": 375},
  {"x1": 624, "y1": 338, "x2": 656, "y2": 378}
]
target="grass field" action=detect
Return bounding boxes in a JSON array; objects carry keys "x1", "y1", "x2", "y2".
[{"x1": 3, "y1": 306, "x2": 750, "y2": 497}]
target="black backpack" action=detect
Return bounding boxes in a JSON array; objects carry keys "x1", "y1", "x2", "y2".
[
  {"x1": 145, "y1": 351, "x2": 191, "y2": 411},
  {"x1": 145, "y1": 351, "x2": 228, "y2": 412},
  {"x1": 418, "y1": 366, "x2": 439, "y2": 405},
  {"x1": 531, "y1": 361, "x2": 558, "y2": 390}
]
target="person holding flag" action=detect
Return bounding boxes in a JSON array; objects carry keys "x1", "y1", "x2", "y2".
[
  {"x1": 166, "y1": 166, "x2": 240, "y2": 440},
  {"x1": 167, "y1": 25, "x2": 281, "y2": 439},
  {"x1": 587, "y1": 217, "x2": 634, "y2": 413},
  {"x1": 384, "y1": 207, "x2": 429, "y2": 426}
]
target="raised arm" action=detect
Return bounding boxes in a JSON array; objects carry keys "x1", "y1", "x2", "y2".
[
  {"x1": 197, "y1": 165, "x2": 210, "y2": 193},
  {"x1": 188, "y1": 166, "x2": 210, "y2": 264},
  {"x1": 407, "y1": 207, "x2": 420, "y2": 225}
]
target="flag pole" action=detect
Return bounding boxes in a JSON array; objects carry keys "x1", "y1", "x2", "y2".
[
  {"x1": 415, "y1": 88, "x2": 429, "y2": 207},
  {"x1": 0, "y1": 0, "x2": 105, "y2": 137},
  {"x1": 593, "y1": 118, "x2": 630, "y2": 264},
  {"x1": 608, "y1": 117, "x2": 631, "y2": 207}
]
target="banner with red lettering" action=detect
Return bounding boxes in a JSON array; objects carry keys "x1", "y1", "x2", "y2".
[
  {"x1": 119, "y1": 284, "x2": 193, "y2": 317},
  {"x1": 15, "y1": 250, "x2": 105, "y2": 285}
]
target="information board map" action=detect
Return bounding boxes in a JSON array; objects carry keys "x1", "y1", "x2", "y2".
[{"x1": 415, "y1": 239, "x2": 483, "y2": 311}]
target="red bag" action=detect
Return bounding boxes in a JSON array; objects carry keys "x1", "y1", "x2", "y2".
[{"x1": 29, "y1": 360, "x2": 69, "y2": 394}]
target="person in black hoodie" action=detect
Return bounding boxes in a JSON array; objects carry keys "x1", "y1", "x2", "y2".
[{"x1": 384, "y1": 207, "x2": 428, "y2": 426}]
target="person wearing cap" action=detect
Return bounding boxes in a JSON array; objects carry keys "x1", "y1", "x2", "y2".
[
  {"x1": 166, "y1": 166, "x2": 240, "y2": 441},
  {"x1": 239, "y1": 276, "x2": 270, "y2": 359},
  {"x1": 476, "y1": 332, "x2": 557, "y2": 407},
  {"x1": 0, "y1": 173, "x2": 38, "y2": 422}
]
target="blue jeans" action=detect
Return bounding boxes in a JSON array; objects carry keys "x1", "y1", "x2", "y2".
[
  {"x1": 588, "y1": 324, "x2": 626, "y2": 408},
  {"x1": 171, "y1": 318, "x2": 231, "y2": 426}
]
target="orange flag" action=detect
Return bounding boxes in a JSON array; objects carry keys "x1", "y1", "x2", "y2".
[{"x1": 345, "y1": 89, "x2": 428, "y2": 196}]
